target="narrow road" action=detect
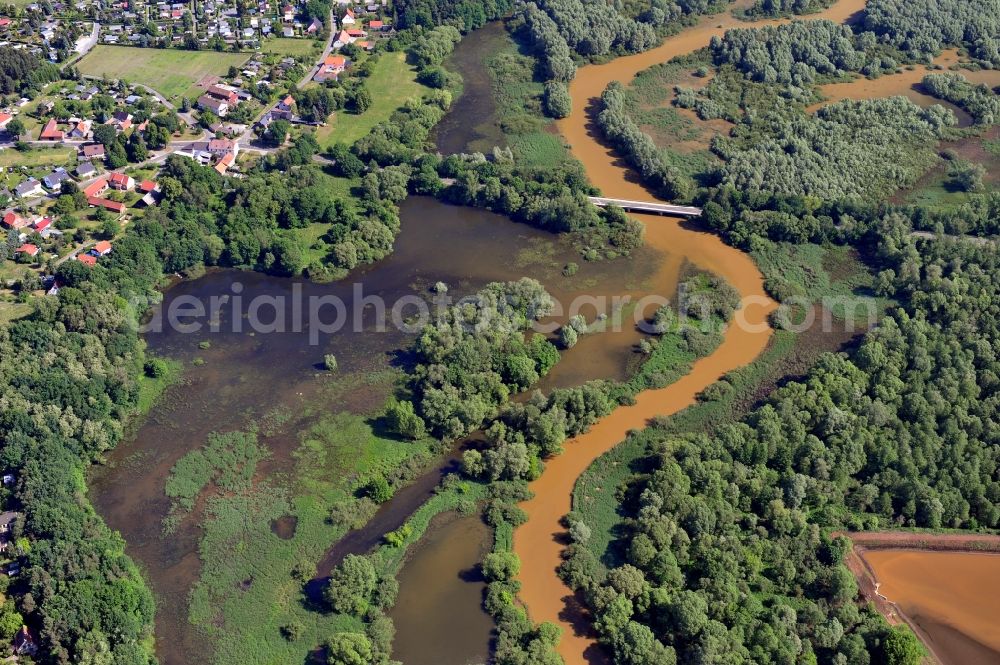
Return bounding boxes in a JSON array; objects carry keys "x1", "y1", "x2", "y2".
[{"x1": 298, "y1": 9, "x2": 337, "y2": 89}]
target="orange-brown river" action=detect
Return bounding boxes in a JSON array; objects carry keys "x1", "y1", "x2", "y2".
[
  {"x1": 513, "y1": 1, "x2": 868, "y2": 662},
  {"x1": 864, "y1": 550, "x2": 1000, "y2": 665}
]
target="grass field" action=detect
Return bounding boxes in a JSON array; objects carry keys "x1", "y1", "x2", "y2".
[
  {"x1": 260, "y1": 37, "x2": 322, "y2": 58},
  {"x1": 486, "y1": 39, "x2": 572, "y2": 170},
  {"x1": 0, "y1": 146, "x2": 76, "y2": 169},
  {"x1": 76, "y1": 46, "x2": 251, "y2": 102},
  {"x1": 316, "y1": 51, "x2": 430, "y2": 148}
]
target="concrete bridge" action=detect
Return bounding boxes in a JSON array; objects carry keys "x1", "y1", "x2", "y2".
[{"x1": 588, "y1": 196, "x2": 702, "y2": 218}]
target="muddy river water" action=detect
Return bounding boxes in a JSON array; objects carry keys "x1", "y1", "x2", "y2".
[{"x1": 863, "y1": 550, "x2": 1000, "y2": 665}]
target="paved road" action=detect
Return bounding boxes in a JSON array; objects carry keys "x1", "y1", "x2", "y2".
[{"x1": 298, "y1": 9, "x2": 336, "y2": 89}]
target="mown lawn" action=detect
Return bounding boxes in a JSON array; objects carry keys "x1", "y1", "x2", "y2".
[
  {"x1": 316, "y1": 51, "x2": 430, "y2": 148},
  {"x1": 260, "y1": 37, "x2": 323, "y2": 58},
  {"x1": 77, "y1": 46, "x2": 251, "y2": 102}
]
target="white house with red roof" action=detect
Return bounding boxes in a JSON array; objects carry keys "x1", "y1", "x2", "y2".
[
  {"x1": 340, "y1": 7, "x2": 355, "y2": 25},
  {"x1": 93, "y1": 240, "x2": 112, "y2": 256},
  {"x1": 333, "y1": 29, "x2": 354, "y2": 48},
  {"x1": 0, "y1": 112, "x2": 12, "y2": 130},
  {"x1": 107, "y1": 172, "x2": 135, "y2": 191}
]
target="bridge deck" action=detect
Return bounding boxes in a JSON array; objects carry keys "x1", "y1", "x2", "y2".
[{"x1": 588, "y1": 196, "x2": 702, "y2": 217}]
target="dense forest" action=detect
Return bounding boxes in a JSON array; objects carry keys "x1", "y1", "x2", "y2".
[
  {"x1": 922, "y1": 72, "x2": 1000, "y2": 125},
  {"x1": 863, "y1": 0, "x2": 1000, "y2": 66},
  {"x1": 391, "y1": 0, "x2": 516, "y2": 31},
  {"x1": 601, "y1": 13, "x2": 997, "y2": 201},
  {"x1": 0, "y1": 47, "x2": 60, "y2": 96},
  {"x1": 739, "y1": 0, "x2": 836, "y2": 19}
]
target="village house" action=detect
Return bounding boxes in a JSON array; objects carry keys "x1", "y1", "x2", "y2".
[
  {"x1": 214, "y1": 151, "x2": 235, "y2": 174},
  {"x1": 110, "y1": 111, "x2": 133, "y2": 132},
  {"x1": 67, "y1": 119, "x2": 91, "y2": 139},
  {"x1": 340, "y1": 7, "x2": 354, "y2": 25},
  {"x1": 333, "y1": 29, "x2": 353, "y2": 48},
  {"x1": 12, "y1": 626, "x2": 38, "y2": 658},
  {"x1": 315, "y1": 53, "x2": 349, "y2": 82},
  {"x1": 107, "y1": 172, "x2": 135, "y2": 191},
  {"x1": 83, "y1": 177, "x2": 109, "y2": 198},
  {"x1": 80, "y1": 143, "x2": 106, "y2": 160},
  {"x1": 16, "y1": 243, "x2": 39, "y2": 258},
  {"x1": 0, "y1": 112, "x2": 12, "y2": 131},
  {"x1": 2, "y1": 211, "x2": 28, "y2": 229},
  {"x1": 93, "y1": 240, "x2": 112, "y2": 256},
  {"x1": 39, "y1": 117, "x2": 63, "y2": 140},
  {"x1": 198, "y1": 94, "x2": 229, "y2": 117},
  {"x1": 0, "y1": 511, "x2": 19, "y2": 553},
  {"x1": 76, "y1": 161, "x2": 97, "y2": 178},
  {"x1": 42, "y1": 167, "x2": 71, "y2": 190},
  {"x1": 77, "y1": 252, "x2": 97, "y2": 266},
  {"x1": 14, "y1": 178, "x2": 44, "y2": 198}
]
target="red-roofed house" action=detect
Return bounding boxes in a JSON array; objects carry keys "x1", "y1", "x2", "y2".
[
  {"x1": 110, "y1": 111, "x2": 133, "y2": 132},
  {"x1": 39, "y1": 118, "x2": 63, "y2": 141},
  {"x1": 138, "y1": 180, "x2": 158, "y2": 193},
  {"x1": 83, "y1": 178, "x2": 109, "y2": 198},
  {"x1": 368, "y1": 20, "x2": 384, "y2": 30},
  {"x1": 340, "y1": 7, "x2": 355, "y2": 25},
  {"x1": 346, "y1": 28, "x2": 366, "y2": 38},
  {"x1": 107, "y1": 172, "x2": 134, "y2": 191},
  {"x1": 2, "y1": 211, "x2": 28, "y2": 229},
  {"x1": 214, "y1": 152, "x2": 235, "y2": 174},
  {"x1": 315, "y1": 54, "x2": 349, "y2": 82},
  {"x1": 0, "y1": 112, "x2": 12, "y2": 130},
  {"x1": 93, "y1": 240, "x2": 112, "y2": 256},
  {"x1": 77, "y1": 253, "x2": 97, "y2": 266},
  {"x1": 87, "y1": 197, "x2": 126, "y2": 214},
  {"x1": 207, "y1": 85, "x2": 239, "y2": 105},
  {"x1": 34, "y1": 217, "x2": 52, "y2": 233},
  {"x1": 16, "y1": 243, "x2": 39, "y2": 257},
  {"x1": 0, "y1": 18, "x2": 12, "y2": 29},
  {"x1": 333, "y1": 30, "x2": 354, "y2": 48}
]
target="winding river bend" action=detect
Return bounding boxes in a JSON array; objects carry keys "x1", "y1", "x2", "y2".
[{"x1": 512, "y1": 1, "x2": 868, "y2": 662}]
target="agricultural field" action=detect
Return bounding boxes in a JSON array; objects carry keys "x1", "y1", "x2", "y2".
[{"x1": 76, "y1": 46, "x2": 251, "y2": 102}]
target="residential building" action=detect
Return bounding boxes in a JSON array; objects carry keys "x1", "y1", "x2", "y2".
[
  {"x1": 39, "y1": 117, "x2": 63, "y2": 140},
  {"x1": 107, "y1": 172, "x2": 134, "y2": 191},
  {"x1": 42, "y1": 167, "x2": 70, "y2": 190},
  {"x1": 14, "y1": 179, "x2": 44, "y2": 198}
]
